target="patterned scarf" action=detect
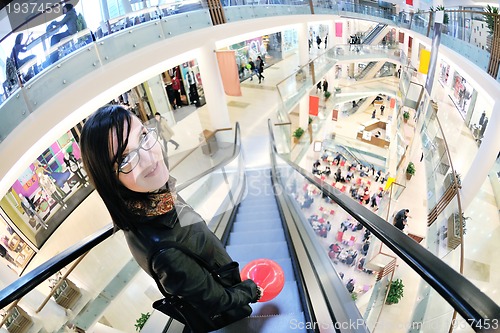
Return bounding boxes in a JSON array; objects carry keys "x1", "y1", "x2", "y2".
[{"x1": 125, "y1": 177, "x2": 178, "y2": 217}]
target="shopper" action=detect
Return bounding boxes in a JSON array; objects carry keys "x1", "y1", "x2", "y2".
[
  {"x1": 248, "y1": 58, "x2": 255, "y2": 81},
  {"x1": 11, "y1": 33, "x2": 36, "y2": 70},
  {"x1": 48, "y1": 4, "x2": 78, "y2": 64},
  {"x1": 256, "y1": 55, "x2": 265, "y2": 83},
  {"x1": 154, "y1": 112, "x2": 180, "y2": 153},
  {"x1": 394, "y1": 209, "x2": 410, "y2": 231},
  {"x1": 80, "y1": 106, "x2": 261, "y2": 330},
  {"x1": 322, "y1": 79, "x2": 329, "y2": 92}
]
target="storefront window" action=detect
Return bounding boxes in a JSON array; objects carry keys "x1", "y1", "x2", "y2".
[
  {"x1": 0, "y1": 131, "x2": 91, "y2": 258},
  {"x1": 450, "y1": 71, "x2": 475, "y2": 120}
]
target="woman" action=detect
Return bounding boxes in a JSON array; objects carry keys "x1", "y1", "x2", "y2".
[{"x1": 80, "y1": 106, "x2": 260, "y2": 329}]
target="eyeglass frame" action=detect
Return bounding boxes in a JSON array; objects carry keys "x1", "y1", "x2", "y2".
[{"x1": 116, "y1": 127, "x2": 159, "y2": 175}]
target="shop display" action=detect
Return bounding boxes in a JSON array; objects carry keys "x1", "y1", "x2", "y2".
[
  {"x1": 180, "y1": 60, "x2": 205, "y2": 107},
  {"x1": 438, "y1": 61, "x2": 450, "y2": 85},
  {"x1": 450, "y1": 71, "x2": 475, "y2": 120},
  {"x1": 0, "y1": 131, "x2": 91, "y2": 273}
]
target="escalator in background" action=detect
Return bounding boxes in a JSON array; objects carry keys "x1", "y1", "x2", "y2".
[
  {"x1": 362, "y1": 23, "x2": 387, "y2": 44},
  {"x1": 218, "y1": 169, "x2": 307, "y2": 332}
]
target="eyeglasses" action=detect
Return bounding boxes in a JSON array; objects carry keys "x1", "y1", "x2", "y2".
[{"x1": 117, "y1": 128, "x2": 159, "y2": 174}]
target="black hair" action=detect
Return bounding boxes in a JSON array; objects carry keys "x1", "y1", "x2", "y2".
[
  {"x1": 64, "y1": 3, "x2": 73, "y2": 11},
  {"x1": 80, "y1": 105, "x2": 146, "y2": 231},
  {"x1": 155, "y1": 112, "x2": 161, "y2": 117}
]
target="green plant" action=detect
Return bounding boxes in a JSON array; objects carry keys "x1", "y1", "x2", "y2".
[
  {"x1": 293, "y1": 127, "x2": 305, "y2": 139},
  {"x1": 435, "y1": 5, "x2": 449, "y2": 24},
  {"x1": 324, "y1": 90, "x2": 332, "y2": 99},
  {"x1": 351, "y1": 292, "x2": 358, "y2": 301},
  {"x1": 308, "y1": 116, "x2": 313, "y2": 125},
  {"x1": 135, "y1": 312, "x2": 151, "y2": 331},
  {"x1": 403, "y1": 110, "x2": 410, "y2": 120},
  {"x1": 484, "y1": 5, "x2": 498, "y2": 35},
  {"x1": 406, "y1": 162, "x2": 416, "y2": 175},
  {"x1": 386, "y1": 279, "x2": 404, "y2": 304}
]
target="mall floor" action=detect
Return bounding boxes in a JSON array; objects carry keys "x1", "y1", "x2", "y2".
[{"x1": 25, "y1": 47, "x2": 499, "y2": 332}]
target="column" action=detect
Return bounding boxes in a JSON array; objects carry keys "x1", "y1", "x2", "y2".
[
  {"x1": 197, "y1": 42, "x2": 231, "y2": 131},
  {"x1": 460, "y1": 100, "x2": 500, "y2": 209},
  {"x1": 299, "y1": 96, "x2": 309, "y2": 130},
  {"x1": 326, "y1": 20, "x2": 334, "y2": 51},
  {"x1": 297, "y1": 23, "x2": 310, "y2": 66}
]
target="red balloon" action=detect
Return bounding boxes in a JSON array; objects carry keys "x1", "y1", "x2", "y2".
[{"x1": 240, "y1": 259, "x2": 285, "y2": 302}]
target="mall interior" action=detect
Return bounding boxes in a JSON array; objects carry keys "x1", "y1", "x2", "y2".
[{"x1": 0, "y1": 0, "x2": 499, "y2": 332}]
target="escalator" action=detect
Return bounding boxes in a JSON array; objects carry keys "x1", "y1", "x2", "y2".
[
  {"x1": 217, "y1": 169, "x2": 307, "y2": 332},
  {"x1": 1, "y1": 123, "x2": 499, "y2": 333},
  {"x1": 355, "y1": 61, "x2": 385, "y2": 81},
  {"x1": 362, "y1": 23, "x2": 387, "y2": 45}
]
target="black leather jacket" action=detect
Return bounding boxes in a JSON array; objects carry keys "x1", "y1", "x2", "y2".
[{"x1": 123, "y1": 202, "x2": 259, "y2": 316}]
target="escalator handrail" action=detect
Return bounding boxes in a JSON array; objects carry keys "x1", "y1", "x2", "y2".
[
  {"x1": 0, "y1": 122, "x2": 241, "y2": 309},
  {"x1": 268, "y1": 120, "x2": 500, "y2": 331}
]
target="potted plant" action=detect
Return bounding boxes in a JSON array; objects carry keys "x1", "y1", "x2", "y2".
[
  {"x1": 485, "y1": 5, "x2": 498, "y2": 35},
  {"x1": 386, "y1": 279, "x2": 404, "y2": 305},
  {"x1": 351, "y1": 291, "x2": 358, "y2": 301},
  {"x1": 403, "y1": 110, "x2": 410, "y2": 123},
  {"x1": 324, "y1": 90, "x2": 332, "y2": 100},
  {"x1": 135, "y1": 312, "x2": 151, "y2": 331},
  {"x1": 406, "y1": 162, "x2": 416, "y2": 180},
  {"x1": 292, "y1": 127, "x2": 305, "y2": 143}
]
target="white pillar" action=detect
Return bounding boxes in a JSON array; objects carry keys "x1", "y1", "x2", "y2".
[
  {"x1": 326, "y1": 20, "x2": 334, "y2": 50},
  {"x1": 297, "y1": 23, "x2": 310, "y2": 66},
  {"x1": 460, "y1": 101, "x2": 500, "y2": 208},
  {"x1": 299, "y1": 96, "x2": 309, "y2": 130},
  {"x1": 197, "y1": 42, "x2": 231, "y2": 130}
]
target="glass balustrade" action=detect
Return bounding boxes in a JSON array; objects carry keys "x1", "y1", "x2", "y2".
[{"x1": 269, "y1": 151, "x2": 492, "y2": 331}]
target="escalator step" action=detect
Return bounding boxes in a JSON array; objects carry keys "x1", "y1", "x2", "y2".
[
  {"x1": 237, "y1": 203, "x2": 278, "y2": 213},
  {"x1": 234, "y1": 216, "x2": 280, "y2": 224},
  {"x1": 250, "y1": 281, "x2": 303, "y2": 314},
  {"x1": 242, "y1": 194, "x2": 274, "y2": 202},
  {"x1": 239, "y1": 258, "x2": 295, "y2": 282},
  {"x1": 226, "y1": 241, "x2": 290, "y2": 262},
  {"x1": 236, "y1": 211, "x2": 280, "y2": 220},
  {"x1": 228, "y1": 229, "x2": 285, "y2": 245},
  {"x1": 231, "y1": 220, "x2": 282, "y2": 232},
  {"x1": 214, "y1": 311, "x2": 307, "y2": 333}
]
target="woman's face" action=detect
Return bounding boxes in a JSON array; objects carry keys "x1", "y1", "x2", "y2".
[{"x1": 112, "y1": 116, "x2": 169, "y2": 193}]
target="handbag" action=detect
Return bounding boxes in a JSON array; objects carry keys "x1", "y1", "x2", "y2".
[{"x1": 148, "y1": 242, "x2": 252, "y2": 332}]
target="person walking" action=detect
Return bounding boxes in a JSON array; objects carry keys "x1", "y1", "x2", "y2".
[
  {"x1": 316, "y1": 35, "x2": 322, "y2": 49},
  {"x1": 154, "y1": 112, "x2": 180, "y2": 154},
  {"x1": 256, "y1": 55, "x2": 265, "y2": 84},
  {"x1": 324, "y1": 33, "x2": 328, "y2": 49},
  {"x1": 248, "y1": 58, "x2": 255, "y2": 81},
  {"x1": 322, "y1": 79, "x2": 329, "y2": 92}
]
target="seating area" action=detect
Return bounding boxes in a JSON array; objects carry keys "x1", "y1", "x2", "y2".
[{"x1": 289, "y1": 147, "x2": 394, "y2": 296}]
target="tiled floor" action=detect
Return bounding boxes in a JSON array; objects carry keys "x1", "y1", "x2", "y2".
[{"x1": 24, "y1": 47, "x2": 500, "y2": 331}]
